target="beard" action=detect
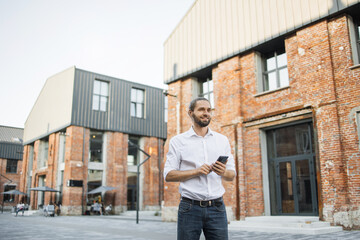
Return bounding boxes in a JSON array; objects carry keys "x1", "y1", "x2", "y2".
[{"x1": 191, "y1": 113, "x2": 211, "y2": 127}]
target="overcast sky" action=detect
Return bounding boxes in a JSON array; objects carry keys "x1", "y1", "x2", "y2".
[{"x1": 0, "y1": 0, "x2": 194, "y2": 128}]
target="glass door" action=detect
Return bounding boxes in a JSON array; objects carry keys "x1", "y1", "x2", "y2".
[
  {"x1": 296, "y1": 159, "x2": 315, "y2": 214},
  {"x1": 127, "y1": 174, "x2": 137, "y2": 210},
  {"x1": 279, "y1": 161, "x2": 294, "y2": 214},
  {"x1": 267, "y1": 121, "x2": 318, "y2": 215},
  {"x1": 276, "y1": 158, "x2": 316, "y2": 215}
]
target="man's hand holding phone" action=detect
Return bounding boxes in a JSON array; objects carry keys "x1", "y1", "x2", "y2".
[{"x1": 212, "y1": 156, "x2": 228, "y2": 176}]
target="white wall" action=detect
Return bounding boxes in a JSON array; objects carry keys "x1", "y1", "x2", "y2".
[{"x1": 24, "y1": 67, "x2": 75, "y2": 143}]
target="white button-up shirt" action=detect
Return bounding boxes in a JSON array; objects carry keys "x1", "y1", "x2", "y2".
[{"x1": 164, "y1": 127, "x2": 236, "y2": 201}]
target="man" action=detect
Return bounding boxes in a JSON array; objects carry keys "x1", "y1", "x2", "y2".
[
  {"x1": 15, "y1": 202, "x2": 25, "y2": 216},
  {"x1": 164, "y1": 97, "x2": 236, "y2": 240}
]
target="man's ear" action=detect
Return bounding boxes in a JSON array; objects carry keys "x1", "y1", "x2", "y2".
[{"x1": 188, "y1": 110, "x2": 192, "y2": 117}]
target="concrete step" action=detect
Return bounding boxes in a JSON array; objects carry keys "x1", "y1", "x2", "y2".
[
  {"x1": 232, "y1": 221, "x2": 330, "y2": 228},
  {"x1": 229, "y1": 216, "x2": 343, "y2": 235},
  {"x1": 244, "y1": 216, "x2": 319, "y2": 223}
]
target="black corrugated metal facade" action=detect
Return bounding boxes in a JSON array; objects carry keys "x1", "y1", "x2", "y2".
[
  {"x1": 71, "y1": 69, "x2": 167, "y2": 139},
  {"x1": 0, "y1": 142, "x2": 23, "y2": 160}
]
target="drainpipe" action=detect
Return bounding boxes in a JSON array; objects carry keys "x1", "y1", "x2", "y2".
[
  {"x1": 158, "y1": 139, "x2": 162, "y2": 207},
  {"x1": 234, "y1": 124, "x2": 240, "y2": 220},
  {"x1": 81, "y1": 128, "x2": 85, "y2": 215}
]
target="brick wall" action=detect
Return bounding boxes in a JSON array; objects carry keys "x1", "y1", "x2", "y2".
[
  {"x1": 0, "y1": 158, "x2": 22, "y2": 208},
  {"x1": 106, "y1": 131, "x2": 128, "y2": 213},
  {"x1": 61, "y1": 126, "x2": 85, "y2": 215},
  {"x1": 326, "y1": 16, "x2": 360, "y2": 228},
  {"x1": 142, "y1": 137, "x2": 164, "y2": 210}
]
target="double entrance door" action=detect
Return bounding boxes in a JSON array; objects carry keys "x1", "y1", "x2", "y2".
[{"x1": 267, "y1": 121, "x2": 318, "y2": 216}]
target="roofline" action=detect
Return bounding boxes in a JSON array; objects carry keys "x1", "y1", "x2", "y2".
[
  {"x1": 0, "y1": 140, "x2": 23, "y2": 146},
  {"x1": 75, "y1": 67, "x2": 165, "y2": 91},
  {"x1": 0, "y1": 125, "x2": 24, "y2": 130}
]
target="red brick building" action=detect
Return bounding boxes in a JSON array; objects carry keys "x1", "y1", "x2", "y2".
[
  {"x1": 162, "y1": 0, "x2": 360, "y2": 229},
  {"x1": 19, "y1": 67, "x2": 167, "y2": 215},
  {"x1": 0, "y1": 126, "x2": 24, "y2": 211}
]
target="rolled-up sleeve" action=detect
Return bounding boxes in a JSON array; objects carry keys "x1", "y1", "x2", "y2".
[
  {"x1": 224, "y1": 137, "x2": 236, "y2": 176},
  {"x1": 163, "y1": 138, "x2": 181, "y2": 181}
]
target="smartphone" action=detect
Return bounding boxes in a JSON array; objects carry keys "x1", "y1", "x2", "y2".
[{"x1": 216, "y1": 156, "x2": 228, "y2": 164}]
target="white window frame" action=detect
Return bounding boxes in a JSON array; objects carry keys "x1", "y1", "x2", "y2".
[
  {"x1": 131, "y1": 88, "x2": 145, "y2": 118},
  {"x1": 263, "y1": 51, "x2": 289, "y2": 92},
  {"x1": 92, "y1": 80, "x2": 109, "y2": 112},
  {"x1": 199, "y1": 78, "x2": 214, "y2": 108}
]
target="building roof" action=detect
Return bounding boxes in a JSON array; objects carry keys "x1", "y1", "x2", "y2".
[{"x1": 0, "y1": 125, "x2": 24, "y2": 144}]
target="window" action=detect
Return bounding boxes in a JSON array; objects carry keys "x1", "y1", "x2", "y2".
[
  {"x1": 88, "y1": 169, "x2": 103, "y2": 193},
  {"x1": 59, "y1": 134, "x2": 66, "y2": 163},
  {"x1": 3, "y1": 185, "x2": 16, "y2": 202},
  {"x1": 57, "y1": 171, "x2": 64, "y2": 203},
  {"x1": 199, "y1": 78, "x2": 214, "y2": 108},
  {"x1": 27, "y1": 145, "x2": 34, "y2": 200},
  {"x1": 349, "y1": 15, "x2": 360, "y2": 65},
  {"x1": 38, "y1": 175, "x2": 46, "y2": 206},
  {"x1": 131, "y1": 88, "x2": 145, "y2": 118},
  {"x1": 127, "y1": 137, "x2": 139, "y2": 166},
  {"x1": 38, "y1": 139, "x2": 48, "y2": 169},
  {"x1": 356, "y1": 19, "x2": 360, "y2": 61},
  {"x1": 28, "y1": 145, "x2": 34, "y2": 173},
  {"x1": 93, "y1": 80, "x2": 109, "y2": 111},
  {"x1": 262, "y1": 50, "x2": 289, "y2": 92},
  {"x1": 89, "y1": 131, "x2": 103, "y2": 163},
  {"x1": 6, "y1": 159, "x2": 18, "y2": 173},
  {"x1": 164, "y1": 96, "x2": 168, "y2": 122},
  {"x1": 357, "y1": 112, "x2": 360, "y2": 144}
]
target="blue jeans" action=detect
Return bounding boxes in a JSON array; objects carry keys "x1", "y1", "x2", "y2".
[{"x1": 177, "y1": 199, "x2": 228, "y2": 240}]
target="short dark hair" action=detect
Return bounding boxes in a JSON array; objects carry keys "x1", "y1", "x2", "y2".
[{"x1": 188, "y1": 97, "x2": 211, "y2": 111}]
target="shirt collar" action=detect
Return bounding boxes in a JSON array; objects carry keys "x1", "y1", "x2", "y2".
[{"x1": 187, "y1": 126, "x2": 214, "y2": 137}]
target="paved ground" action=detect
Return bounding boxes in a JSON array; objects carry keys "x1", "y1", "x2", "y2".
[{"x1": 0, "y1": 212, "x2": 360, "y2": 240}]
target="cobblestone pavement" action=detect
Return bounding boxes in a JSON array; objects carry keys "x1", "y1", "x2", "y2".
[{"x1": 0, "y1": 212, "x2": 359, "y2": 240}]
